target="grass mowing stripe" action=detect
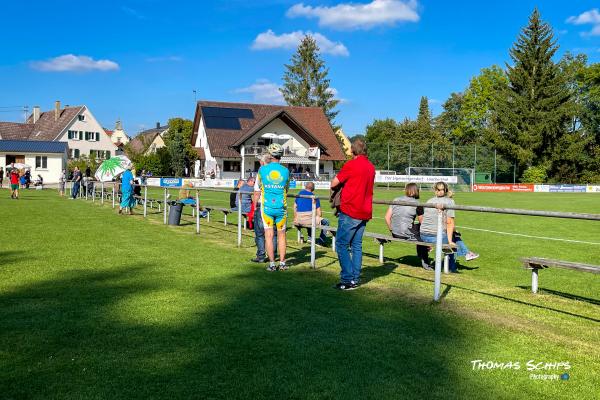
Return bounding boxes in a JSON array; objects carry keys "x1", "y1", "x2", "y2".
[{"x1": 455, "y1": 226, "x2": 600, "y2": 245}]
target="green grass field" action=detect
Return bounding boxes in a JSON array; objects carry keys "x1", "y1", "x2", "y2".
[{"x1": 1, "y1": 187, "x2": 599, "y2": 399}]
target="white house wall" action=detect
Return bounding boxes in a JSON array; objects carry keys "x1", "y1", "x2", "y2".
[
  {"x1": 0, "y1": 152, "x2": 66, "y2": 183},
  {"x1": 56, "y1": 107, "x2": 115, "y2": 158},
  {"x1": 245, "y1": 119, "x2": 311, "y2": 152}
]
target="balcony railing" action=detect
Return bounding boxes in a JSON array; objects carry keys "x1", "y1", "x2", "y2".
[{"x1": 244, "y1": 145, "x2": 315, "y2": 158}]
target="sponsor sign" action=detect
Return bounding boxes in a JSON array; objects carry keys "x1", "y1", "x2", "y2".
[
  {"x1": 375, "y1": 175, "x2": 458, "y2": 184},
  {"x1": 473, "y1": 184, "x2": 534, "y2": 192},
  {"x1": 146, "y1": 177, "x2": 161, "y2": 187},
  {"x1": 587, "y1": 185, "x2": 600, "y2": 193},
  {"x1": 534, "y1": 185, "x2": 549, "y2": 192},
  {"x1": 160, "y1": 177, "x2": 182, "y2": 187},
  {"x1": 290, "y1": 181, "x2": 331, "y2": 190},
  {"x1": 549, "y1": 184, "x2": 587, "y2": 193}
]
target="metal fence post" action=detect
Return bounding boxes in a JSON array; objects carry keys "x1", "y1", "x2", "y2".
[
  {"x1": 196, "y1": 190, "x2": 200, "y2": 234},
  {"x1": 112, "y1": 184, "x2": 115, "y2": 208},
  {"x1": 310, "y1": 196, "x2": 316, "y2": 269},
  {"x1": 494, "y1": 149, "x2": 497, "y2": 183},
  {"x1": 408, "y1": 143, "x2": 412, "y2": 175},
  {"x1": 92, "y1": 183, "x2": 95, "y2": 202},
  {"x1": 85, "y1": 180, "x2": 89, "y2": 200},
  {"x1": 163, "y1": 188, "x2": 167, "y2": 224},
  {"x1": 143, "y1": 185, "x2": 148, "y2": 217},
  {"x1": 237, "y1": 191, "x2": 242, "y2": 247},
  {"x1": 433, "y1": 210, "x2": 444, "y2": 302},
  {"x1": 452, "y1": 144, "x2": 455, "y2": 176},
  {"x1": 101, "y1": 182, "x2": 104, "y2": 205}
]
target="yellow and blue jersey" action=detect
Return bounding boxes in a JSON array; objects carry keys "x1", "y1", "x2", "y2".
[{"x1": 256, "y1": 162, "x2": 290, "y2": 230}]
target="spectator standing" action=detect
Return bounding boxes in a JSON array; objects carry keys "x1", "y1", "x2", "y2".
[
  {"x1": 238, "y1": 176, "x2": 255, "y2": 214},
  {"x1": 0, "y1": 167, "x2": 4, "y2": 188},
  {"x1": 71, "y1": 167, "x2": 82, "y2": 199},
  {"x1": 119, "y1": 166, "x2": 135, "y2": 214},
  {"x1": 419, "y1": 182, "x2": 458, "y2": 272},
  {"x1": 294, "y1": 182, "x2": 330, "y2": 246},
  {"x1": 59, "y1": 169, "x2": 66, "y2": 196},
  {"x1": 250, "y1": 154, "x2": 277, "y2": 263},
  {"x1": 230, "y1": 179, "x2": 244, "y2": 210},
  {"x1": 24, "y1": 170, "x2": 31, "y2": 189},
  {"x1": 384, "y1": 183, "x2": 431, "y2": 270},
  {"x1": 9, "y1": 168, "x2": 20, "y2": 199},
  {"x1": 255, "y1": 144, "x2": 290, "y2": 271},
  {"x1": 330, "y1": 139, "x2": 375, "y2": 290}
]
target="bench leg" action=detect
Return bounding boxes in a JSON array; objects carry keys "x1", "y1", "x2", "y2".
[
  {"x1": 224, "y1": 214, "x2": 227, "y2": 226},
  {"x1": 379, "y1": 243, "x2": 384, "y2": 263},
  {"x1": 207, "y1": 211, "x2": 211, "y2": 222},
  {"x1": 192, "y1": 208, "x2": 195, "y2": 217},
  {"x1": 531, "y1": 269, "x2": 539, "y2": 294},
  {"x1": 443, "y1": 255, "x2": 449, "y2": 274},
  {"x1": 158, "y1": 204, "x2": 161, "y2": 212},
  {"x1": 297, "y1": 229, "x2": 301, "y2": 244},
  {"x1": 332, "y1": 236, "x2": 336, "y2": 252}
]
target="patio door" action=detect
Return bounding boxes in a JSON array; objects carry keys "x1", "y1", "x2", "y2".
[{"x1": 5, "y1": 155, "x2": 25, "y2": 165}]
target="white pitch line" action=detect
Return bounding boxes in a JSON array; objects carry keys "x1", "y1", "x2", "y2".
[{"x1": 455, "y1": 226, "x2": 600, "y2": 245}]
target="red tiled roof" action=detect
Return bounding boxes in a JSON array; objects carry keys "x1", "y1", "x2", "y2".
[
  {"x1": 0, "y1": 122, "x2": 35, "y2": 140},
  {"x1": 25, "y1": 106, "x2": 85, "y2": 141},
  {"x1": 105, "y1": 129, "x2": 114, "y2": 136},
  {"x1": 196, "y1": 147, "x2": 205, "y2": 160},
  {"x1": 191, "y1": 101, "x2": 346, "y2": 161}
]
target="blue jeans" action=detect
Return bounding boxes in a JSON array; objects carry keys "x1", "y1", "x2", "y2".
[
  {"x1": 72, "y1": 182, "x2": 80, "y2": 198},
  {"x1": 254, "y1": 205, "x2": 277, "y2": 259},
  {"x1": 336, "y1": 212, "x2": 367, "y2": 284},
  {"x1": 420, "y1": 233, "x2": 456, "y2": 272}
]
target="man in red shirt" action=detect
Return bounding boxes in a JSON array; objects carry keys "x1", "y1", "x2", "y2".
[
  {"x1": 330, "y1": 139, "x2": 375, "y2": 290},
  {"x1": 9, "y1": 167, "x2": 20, "y2": 199}
]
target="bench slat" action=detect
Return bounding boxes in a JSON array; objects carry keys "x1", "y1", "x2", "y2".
[{"x1": 521, "y1": 257, "x2": 600, "y2": 274}]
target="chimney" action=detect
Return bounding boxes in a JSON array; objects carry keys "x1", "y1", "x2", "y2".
[
  {"x1": 33, "y1": 106, "x2": 40, "y2": 124},
  {"x1": 54, "y1": 100, "x2": 61, "y2": 122},
  {"x1": 156, "y1": 122, "x2": 160, "y2": 129}
]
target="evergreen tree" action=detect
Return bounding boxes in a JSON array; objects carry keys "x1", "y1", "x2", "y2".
[
  {"x1": 416, "y1": 96, "x2": 433, "y2": 138},
  {"x1": 281, "y1": 35, "x2": 340, "y2": 128},
  {"x1": 164, "y1": 118, "x2": 196, "y2": 177},
  {"x1": 491, "y1": 9, "x2": 572, "y2": 171}
]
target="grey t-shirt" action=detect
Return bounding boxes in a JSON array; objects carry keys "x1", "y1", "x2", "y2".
[
  {"x1": 420, "y1": 196, "x2": 456, "y2": 235},
  {"x1": 389, "y1": 196, "x2": 423, "y2": 238}
]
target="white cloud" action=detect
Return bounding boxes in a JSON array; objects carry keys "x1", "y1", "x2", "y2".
[
  {"x1": 286, "y1": 0, "x2": 419, "y2": 30},
  {"x1": 234, "y1": 79, "x2": 285, "y2": 104},
  {"x1": 566, "y1": 9, "x2": 600, "y2": 36},
  {"x1": 251, "y1": 30, "x2": 349, "y2": 56},
  {"x1": 234, "y1": 80, "x2": 347, "y2": 105},
  {"x1": 30, "y1": 54, "x2": 119, "y2": 72},
  {"x1": 327, "y1": 88, "x2": 348, "y2": 104}
]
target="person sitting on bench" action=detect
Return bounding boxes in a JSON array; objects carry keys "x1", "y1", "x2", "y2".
[
  {"x1": 294, "y1": 181, "x2": 330, "y2": 246},
  {"x1": 385, "y1": 182, "x2": 431, "y2": 270}
]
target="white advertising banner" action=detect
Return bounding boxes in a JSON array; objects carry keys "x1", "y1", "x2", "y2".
[
  {"x1": 587, "y1": 185, "x2": 600, "y2": 193},
  {"x1": 534, "y1": 185, "x2": 550, "y2": 192},
  {"x1": 146, "y1": 177, "x2": 161, "y2": 187},
  {"x1": 375, "y1": 174, "x2": 458, "y2": 184}
]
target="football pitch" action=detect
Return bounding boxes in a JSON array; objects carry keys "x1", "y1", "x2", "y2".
[{"x1": 1, "y1": 188, "x2": 598, "y2": 399}]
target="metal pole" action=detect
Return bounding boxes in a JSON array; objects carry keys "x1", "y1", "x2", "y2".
[
  {"x1": 196, "y1": 190, "x2": 200, "y2": 234},
  {"x1": 101, "y1": 182, "x2": 104, "y2": 205},
  {"x1": 237, "y1": 191, "x2": 242, "y2": 247},
  {"x1": 513, "y1": 162, "x2": 516, "y2": 184},
  {"x1": 494, "y1": 149, "x2": 497, "y2": 183},
  {"x1": 163, "y1": 188, "x2": 167, "y2": 224},
  {"x1": 452, "y1": 144, "x2": 455, "y2": 176},
  {"x1": 143, "y1": 185, "x2": 147, "y2": 217},
  {"x1": 112, "y1": 184, "x2": 115, "y2": 208},
  {"x1": 310, "y1": 196, "x2": 317, "y2": 269},
  {"x1": 433, "y1": 211, "x2": 443, "y2": 302},
  {"x1": 531, "y1": 269, "x2": 539, "y2": 294},
  {"x1": 431, "y1": 143, "x2": 434, "y2": 170},
  {"x1": 387, "y1": 142, "x2": 390, "y2": 190},
  {"x1": 473, "y1": 144, "x2": 477, "y2": 175},
  {"x1": 92, "y1": 183, "x2": 95, "y2": 202},
  {"x1": 85, "y1": 180, "x2": 89, "y2": 200},
  {"x1": 408, "y1": 143, "x2": 412, "y2": 175}
]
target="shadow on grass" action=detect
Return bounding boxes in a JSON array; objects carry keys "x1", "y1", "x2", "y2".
[
  {"x1": 0, "y1": 262, "x2": 485, "y2": 400},
  {"x1": 517, "y1": 285, "x2": 600, "y2": 306},
  {"x1": 0, "y1": 251, "x2": 28, "y2": 266}
]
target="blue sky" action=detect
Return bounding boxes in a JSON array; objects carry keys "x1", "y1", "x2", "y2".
[{"x1": 1, "y1": 0, "x2": 599, "y2": 136}]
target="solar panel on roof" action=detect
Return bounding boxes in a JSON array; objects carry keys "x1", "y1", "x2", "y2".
[
  {"x1": 204, "y1": 116, "x2": 242, "y2": 130},
  {"x1": 201, "y1": 106, "x2": 254, "y2": 119}
]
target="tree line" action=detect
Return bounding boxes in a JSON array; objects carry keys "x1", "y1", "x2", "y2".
[{"x1": 363, "y1": 9, "x2": 600, "y2": 184}]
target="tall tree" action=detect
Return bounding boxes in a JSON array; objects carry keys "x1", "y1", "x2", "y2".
[
  {"x1": 164, "y1": 118, "x2": 196, "y2": 177},
  {"x1": 416, "y1": 96, "x2": 433, "y2": 138},
  {"x1": 491, "y1": 9, "x2": 572, "y2": 171},
  {"x1": 281, "y1": 35, "x2": 340, "y2": 128}
]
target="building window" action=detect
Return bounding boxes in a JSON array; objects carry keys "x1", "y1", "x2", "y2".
[
  {"x1": 96, "y1": 132, "x2": 100, "y2": 141},
  {"x1": 78, "y1": 131, "x2": 83, "y2": 140},
  {"x1": 223, "y1": 161, "x2": 241, "y2": 172},
  {"x1": 78, "y1": 115, "x2": 85, "y2": 121},
  {"x1": 70, "y1": 149, "x2": 80, "y2": 159},
  {"x1": 35, "y1": 156, "x2": 48, "y2": 169}
]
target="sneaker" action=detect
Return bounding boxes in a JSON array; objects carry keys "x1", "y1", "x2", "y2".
[
  {"x1": 465, "y1": 252, "x2": 480, "y2": 261},
  {"x1": 334, "y1": 281, "x2": 359, "y2": 291},
  {"x1": 250, "y1": 257, "x2": 267, "y2": 263},
  {"x1": 266, "y1": 262, "x2": 277, "y2": 272},
  {"x1": 316, "y1": 238, "x2": 327, "y2": 247},
  {"x1": 421, "y1": 263, "x2": 434, "y2": 271},
  {"x1": 278, "y1": 261, "x2": 288, "y2": 271}
]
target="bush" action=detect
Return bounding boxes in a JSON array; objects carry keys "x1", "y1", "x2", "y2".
[{"x1": 520, "y1": 165, "x2": 547, "y2": 183}]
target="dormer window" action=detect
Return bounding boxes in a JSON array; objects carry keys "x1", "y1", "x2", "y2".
[{"x1": 78, "y1": 115, "x2": 85, "y2": 121}]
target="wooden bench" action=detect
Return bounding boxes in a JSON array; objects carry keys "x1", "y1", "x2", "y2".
[
  {"x1": 365, "y1": 232, "x2": 456, "y2": 272},
  {"x1": 521, "y1": 257, "x2": 600, "y2": 294}
]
